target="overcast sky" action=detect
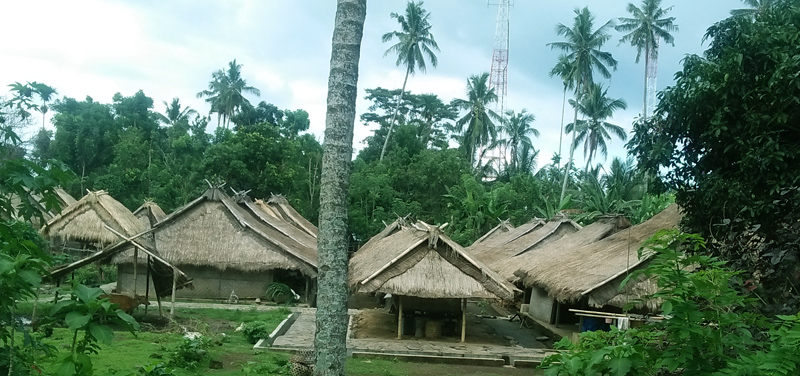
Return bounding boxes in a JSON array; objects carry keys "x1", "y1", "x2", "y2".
[{"x1": 1, "y1": 0, "x2": 743, "y2": 169}]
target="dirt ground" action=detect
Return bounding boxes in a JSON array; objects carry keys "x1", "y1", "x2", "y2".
[{"x1": 351, "y1": 308, "x2": 525, "y2": 347}]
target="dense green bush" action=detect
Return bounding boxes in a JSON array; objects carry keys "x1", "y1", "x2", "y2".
[
  {"x1": 241, "y1": 321, "x2": 274, "y2": 344},
  {"x1": 167, "y1": 337, "x2": 209, "y2": 369}
]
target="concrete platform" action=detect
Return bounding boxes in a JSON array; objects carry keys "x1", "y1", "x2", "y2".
[{"x1": 257, "y1": 308, "x2": 556, "y2": 367}]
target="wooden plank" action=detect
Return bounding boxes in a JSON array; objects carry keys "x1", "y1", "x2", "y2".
[{"x1": 397, "y1": 295, "x2": 403, "y2": 340}]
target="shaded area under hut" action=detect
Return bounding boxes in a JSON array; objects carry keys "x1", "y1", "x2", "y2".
[
  {"x1": 350, "y1": 221, "x2": 519, "y2": 342},
  {"x1": 512, "y1": 205, "x2": 682, "y2": 331},
  {"x1": 114, "y1": 187, "x2": 318, "y2": 302}
]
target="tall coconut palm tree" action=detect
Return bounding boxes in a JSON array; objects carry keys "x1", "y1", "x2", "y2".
[
  {"x1": 157, "y1": 98, "x2": 197, "y2": 127},
  {"x1": 451, "y1": 73, "x2": 499, "y2": 168},
  {"x1": 315, "y1": 1, "x2": 366, "y2": 375},
  {"x1": 548, "y1": 7, "x2": 618, "y2": 201},
  {"x1": 549, "y1": 54, "x2": 576, "y2": 163},
  {"x1": 731, "y1": 0, "x2": 779, "y2": 18},
  {"x1": 498, "y1": 109, "x2": 538, "y2": 174},
  {"x1": 197, "y1": 59, "x2": 261, "y2": 129},
  {"x1": 29, "y1": 82, "x2": 57, "y2": 129},
  {"x1": 616, "y1": 0, "x2": 678, "y2": 120},
  {"x1": 565, "y1": 83, "x2": 628, "y2": 171},
  {"x1": 380, "y1": 1, "x2": 439, "y2": 161}
]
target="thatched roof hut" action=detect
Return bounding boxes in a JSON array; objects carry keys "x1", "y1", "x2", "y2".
[
  {"x1": 44, "y1": 192, "x2": 191, "y2": 296},
  {"x1": 467, "y1": 217, "x2": 545, "y2": 251},
  {"x1": 232, "y1": 191, "x2": 317, "y2": 251},
  {"x1": 515, "y1": 205, "x2": 682, "y2": 309},
  {"x1": 494, "y1": 216, "x2": 631, "y2": 283},
  {"x1": 133, "y1": 201, "x2": 167, "y2": 227},
  {"x1": 471, "y1": 219, "x2": 515, "y2": 246},
  {"x1": 468, "y1": 217, "x2": 583, "y2": 281},
  {"x1": 350, "y1": 222, "x2": 518, "y2": 301},
  {"x1": 4, "y1": 187, "x2": 77, "y2": 227},
  {"x1": 118, "y1": 188, "x2": 317, "y2": 276},
  {"x1": 42, "y1": 190, "x2": 145, "y2": 246},
  {"x1": 254, "y1": 194, "x2": 318, "y2": 239}
]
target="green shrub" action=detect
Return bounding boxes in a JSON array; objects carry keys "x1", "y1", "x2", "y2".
[
  {"x1": 266, "y1": 282, "x2": 296, "y2": 305},
  {"x1": 167, "y1": 337, "x2": 209, "y2": 369},
  {"x1": 241, "y1": 321, "x2": 274, "y2": 344}
]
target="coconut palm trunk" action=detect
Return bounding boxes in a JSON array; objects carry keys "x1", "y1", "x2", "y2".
[
  {"x1": 560, "y1": 82, "x2": 581, "y2": 201},
  {"x1": 379, "y1": 68, "x2": 410, "y2": 161},
  {"x1": 314, "y1": 1, "x2": 366, "y2": 375},
  {"x1": 643, "y1": 42, "x2": 650, "y2": 121},
  {"x1": 558, "y1": 87, "x2": 566, "y2": 164}
]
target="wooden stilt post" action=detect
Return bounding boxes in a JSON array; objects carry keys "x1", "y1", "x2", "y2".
[
  {"x1": 156, "y1": 288, "x2": 163, "y2": 318},
  {"x1": 144, "y1": 256, "x2": 151, "y2": 316},
  {"x1": 397, "y1": 295, "x2": 403, "y2": 340},
  {"x1": 461, "y1": 298, "x2": 467, "y2": 343},
  {"x1": 304, "y1": 277, "x2": 310, "y2": 304},
  {"x1": 555, "y1": 301, "x2": 562, "y2": 327},
  {"x1": 133, "y1": 249, "x2": 138, "y2": 296},
  {"x1": 170, "y1": 266, "x2": 177, "y2": 318}
]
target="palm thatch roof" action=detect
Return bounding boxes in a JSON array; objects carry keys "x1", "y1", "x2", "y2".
[
  {"x1": 469, "y1": 217, "x2": 583, "y2": 280},
  {"x1": 471, "y1": 219, "x2": 515, "y2": 245},
  {"x1": 3, "y1": 187, "x2": 77, "y2": 226},
  {"x1": 515, "y1": 204, "x2": 683, "y2": 309},
  {"x1": 133, "y1": 201, "x2": 167, "y2": 227},
  {"x1": 467, "y1": 217, "x2": 546, "y2": 251},
  {"x1": 259, "y1": 194, "x2": 318, "y2": 238},
  {"x1": 113, "y1": 188, "x2": 318, "y2": 276},
  {"x1": 42, "y1": 190, "x2": 145, "y2": 246},
  {"x1": 350, "y1": 221, "x2": 519, "y2": 300},
  {"x1": 232, "y1": 191, "x2": 317, "y2": 251},
  {"x1": 495, "y1": 216, "x2": 631, "y2": 283}
]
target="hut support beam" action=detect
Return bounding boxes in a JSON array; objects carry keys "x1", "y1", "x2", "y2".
[
  {"x1": 170, "y1": 266, "x2": 177, "y2": 318},
  {"x1": 304, "y1": 277, "x2": 310, "y2": 304},
  {"x1": 397, "y1": 296, "x2": 403, "y2": 340},
  {"x1": 133, "y1": 249, "x2": 138, "y2": 296},
  {"x1": 461, "y1": 298, "x2": 466, "y2": 343},
  {"x1": 144, "y1": 256, "x2": 151, "y2": 316}
]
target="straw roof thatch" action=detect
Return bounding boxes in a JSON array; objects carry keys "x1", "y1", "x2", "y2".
[
  {"x1": 515, "y1": 204, "x2": 683, "y2": 309},
  {"x1": 260, "y1": 194, "x2": 318, "y2": 238},
  {"x1": 4, "y1": 187, "x2": 77, "y2": 226},
  {"x1": 468, "y1": 217, "x2": 583, "y2": 280},
  {"x1": 471, "y1": 219, "x2": 515, "y2": 246},
  {"x1": 42, "y1": 190, "x2": 145, "y2": 246},
  {"x1": 350, "y1": 222, "x2": 519, "y2": 300},
  {"x1": 133, "y1": 201, "x2": 167, "y2": 227},
  {"x1": 232, "y1": 192, "x2": 317, "y2": 251},
  {"x1": 495, "y1": 216, "x2": 631, "y2": 283},
  {"x1": 114, "y1": 188, "x2": 318, "y2": 276},
  {"x1": 467, "y1": 217, "x2": 546, "y2": 251}
]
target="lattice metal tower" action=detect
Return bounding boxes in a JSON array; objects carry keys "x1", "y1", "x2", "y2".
[
  {"x1": 645, "y1": 38, "x2": 659, "y2": 120},
  {"x1": 489, "y1": 0, "x2": 510, "y2": 116}
]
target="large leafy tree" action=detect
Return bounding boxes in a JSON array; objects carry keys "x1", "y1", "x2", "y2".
[
  {"x1": 29, "y1": 82, "x2": 58, "y2": 129},
  {"x1": 548, "y1": 7, "x2": 617, "y2": 201},
  {"x1": 197, "y1": 60, "x2": 261, "y2": 129},
  {"x1": 628, "y1": 2, "x2": 800, "y2": 314},
  {"x1": 616, "y1": 0, "x2": 678, "y2": 120},
  {"x1": 731, "y1": 0, "x2": 781, "y2": 18},
  {"x1": 315, "y1": 0, "x2": 366, "y2": 375},
  {"x1": 379, "y1": 1, "x2": 439, "y2": 161},
  {"x1": 451, "y1": 72, "x2": 499, "y2": 168},
  {"x1": 565, "y1": 83, "x2": 627, "y2": 170}
]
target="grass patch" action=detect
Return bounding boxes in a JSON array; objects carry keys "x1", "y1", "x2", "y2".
[{"x1": 174, "y1": 306, "x2": 291, "y2": 324}]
